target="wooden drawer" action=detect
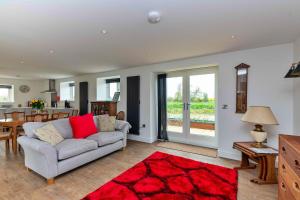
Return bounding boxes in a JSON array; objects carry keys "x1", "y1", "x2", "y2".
[
  {"x1": 279, "y1": 157, "x2": 300, "y2": 200},
  {"x1": 279, "y1": 137, "x2": 300, "y2": 177},
  {"x1": 279, "y1": 175, "x2": 296, "y2": 200}
]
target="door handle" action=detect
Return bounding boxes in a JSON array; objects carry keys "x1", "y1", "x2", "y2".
[
  {"x1": 183, "y1": 103, "x2": 186, "y2": 110},
  {"x1": 186, "y1": 103, "x2": 190, "y2": 110}
]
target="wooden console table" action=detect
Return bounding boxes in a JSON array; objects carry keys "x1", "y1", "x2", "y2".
[{"x1": 233, "y1": 142, "x2": 278, "y2": 184}]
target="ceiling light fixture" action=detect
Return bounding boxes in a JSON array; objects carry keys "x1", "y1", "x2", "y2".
[
  {"x1": 148, "y1": 11, "x2": 161, "y2": 24},
  {"x1": 231, "y1": 35, "x2": 236, "y2": 39},
  {"x1": 101, "y1": 29, "x2": 108, "y2": 35},
  {"x1": 49, "y1": 50, "x2": 55, "y2": 54}
]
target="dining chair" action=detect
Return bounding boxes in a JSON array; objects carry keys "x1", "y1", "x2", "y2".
[
  {"x1": 72, "y1": 109, "x2": 79, "y2": 116},
  {"x1": 31, "y1": 110, "x2": 48, "y2": 114},
  {"x1": 52, "y1": 112, "x2": 69, "y2": 120},
  {"x1": 51, "y1": 113, "x2": 59, "y2": 120},
  {"x1": 4, "y1": 111, "x2": 25, "y2": 121},
  {"x1": 0, "y1": 127, "x2": 12, "y2": 154},
  {"x1": 26, "y1": 114, "x2": 49, "y2": 122},
  {"x1": 4, "y1": 111, "x2": 25, "y2": 133},
  {"x1": 116, "y1": 111, "x2": 125, "y2": 120}
]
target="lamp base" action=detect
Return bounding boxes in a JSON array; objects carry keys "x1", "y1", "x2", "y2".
[
  {"x1": 251, "y1": 142, "x2": 268, "y2": 148},
  {"x1": 250, "y1": 130, "x2": 268, "y2": 148}
]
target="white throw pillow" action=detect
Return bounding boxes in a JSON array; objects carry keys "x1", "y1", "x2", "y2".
[
  {"x1": 98, "y1": 115, "x2": 116, "y2": 132},
  {"x1": 34, "y1": 123, "x2": 64, "y2": 145}
]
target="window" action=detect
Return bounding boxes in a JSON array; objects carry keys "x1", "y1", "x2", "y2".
[
  {"x1": 97, "y1": 76, "x2": 120, "y2": 101},
  {"x1": 0, "y1": 85, "x2": 14, "y2": 103},
  {"x1": 60, "y1": 81, "x2": 75, "y2": 101}
]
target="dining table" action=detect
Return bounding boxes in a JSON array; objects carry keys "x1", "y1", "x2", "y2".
[{"x1": 0, "y1": 118, "x2": 25, "y2": 154}]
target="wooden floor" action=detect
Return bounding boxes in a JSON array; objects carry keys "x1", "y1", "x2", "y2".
[{"x1": 0, "y1": 140, "x2": 277, "y2": 200}]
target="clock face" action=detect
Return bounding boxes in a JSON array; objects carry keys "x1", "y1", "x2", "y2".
[{"x1": 19, "y1": 85, "x2": 30, "y2": 93}]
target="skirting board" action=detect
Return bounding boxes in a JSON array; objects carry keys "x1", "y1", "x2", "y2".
[
  {"x1": 128, "y1": 135, "x2": 245, "y2": 162},
  {"x1": 127, "y1": 134, "x2": 156, "y2": 143},
  {"x1": 218, "y1": 150, "x2": 240, "y2": 161}
]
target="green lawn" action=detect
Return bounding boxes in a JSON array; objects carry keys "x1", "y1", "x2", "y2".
[{"x1": 167, "y1": 100, "x2": 215, "y2": 123}]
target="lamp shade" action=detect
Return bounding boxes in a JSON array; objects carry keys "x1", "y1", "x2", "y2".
[{"x1": 241, "y1": 106, "x2": 279, "y2": 125}]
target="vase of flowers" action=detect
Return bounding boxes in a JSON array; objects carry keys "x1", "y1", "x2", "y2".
[{"x1": 31, "y1": 99, "x2": 45, "y2": 113}]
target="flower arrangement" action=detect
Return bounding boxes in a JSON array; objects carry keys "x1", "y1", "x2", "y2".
[{"x1": 31, "y1": 99, "x2": 45, "y2": 110}]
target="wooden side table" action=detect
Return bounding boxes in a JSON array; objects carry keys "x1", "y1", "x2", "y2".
[{"x1": 233, "y1": 142, "x2": 278, "y2": 184}]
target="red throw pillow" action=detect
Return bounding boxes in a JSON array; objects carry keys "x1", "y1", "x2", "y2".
[{"x1": 69, "y1": 113, "x2": 97, "y2": 138}]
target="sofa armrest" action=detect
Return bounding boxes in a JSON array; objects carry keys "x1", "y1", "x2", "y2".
[
  {"x1": 115, "y1": 120, "x2": 131, "y2": 132},
  {"x1": 17, "y1": 136, "x2": 58, "y2": 179},
  {"x1": 115, "y1": 120, "x2": 131, "y2": 147},
  {"x1": 18, "y1": 136, "x2": 57, "y2": 160}
]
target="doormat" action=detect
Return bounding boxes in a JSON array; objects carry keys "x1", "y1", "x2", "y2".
[{"x1": 156, "y1": 141, "x2": 217, "y2": 158}]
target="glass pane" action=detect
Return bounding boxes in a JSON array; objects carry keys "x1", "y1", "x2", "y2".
[
  {"x1": 60, "y1": 81, "x2": 75, "y2": 101},
  {"x1": 0, "y1": 88, "x2": 10, "y2": 102},
  {"x1": 189, "y1": 74, "x2": 215, "y2": 137},
  {"x1": 109, "y1": 82, "x2": 117, "y2": 99},
  {"x1": 167, "y1": 77, "x2": 183, "y2": 133},
  {"x1": 97, "y1": 77, "x2": 121, "y2": 101}
]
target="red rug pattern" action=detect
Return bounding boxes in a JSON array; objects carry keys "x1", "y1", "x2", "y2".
[{"x1": 82, "y1": 151, "x2": 238, "y2": 200}]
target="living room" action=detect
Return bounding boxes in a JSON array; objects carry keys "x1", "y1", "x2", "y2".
[{"x1": 1, "y1": 1, "x2": 300, "y2": 200}]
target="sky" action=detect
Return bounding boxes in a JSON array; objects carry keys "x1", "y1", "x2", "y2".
[{"x1": 167, "y1": 73, "x2": 215, "y2": 99}]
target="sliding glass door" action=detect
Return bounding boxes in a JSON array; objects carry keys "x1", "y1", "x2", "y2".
[{"x1": 166, "y1": 67, "x2": 217, "y2": 148}]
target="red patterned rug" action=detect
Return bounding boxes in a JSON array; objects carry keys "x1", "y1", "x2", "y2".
[{"x1": 82, "y1": 151, "x2": 238, "y2": 200}]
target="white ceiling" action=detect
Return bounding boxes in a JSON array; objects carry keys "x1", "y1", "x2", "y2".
[{"x1": 1, "y1": 0, "x2": 300, "y2": 79}]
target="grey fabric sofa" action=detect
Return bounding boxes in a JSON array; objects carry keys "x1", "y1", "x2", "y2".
[{"x1": 17, "y1": 116, "x2": 131, "y2": 184}]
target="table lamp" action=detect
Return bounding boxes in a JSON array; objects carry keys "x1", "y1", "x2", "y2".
[{"x1": 241, "y1": 106, "x2": 279, "y2": 148}]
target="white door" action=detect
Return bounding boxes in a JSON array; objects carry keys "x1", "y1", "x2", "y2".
[{"x1": 166, "y1": 67, "x2": 217, "y2": 148}]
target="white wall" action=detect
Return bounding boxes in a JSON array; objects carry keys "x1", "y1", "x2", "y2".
[
  {"x1": 293, "y1": 37, "x2": 300, "y2": 134},
  {"x1": 56, "y1": 43, "x2": 294, "y2": 160},
  {"x1": 0, "y1": 78, "x2": 49, "y2": 107}
]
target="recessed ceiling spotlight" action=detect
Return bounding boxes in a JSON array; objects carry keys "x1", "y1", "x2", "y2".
[
  {"x1": 148, "y1": 11, "x2": 161, "y2": 24},
  {"x1": 101, "y1": 29, "x2": 108, "y2": 35},
  {"x1": 231, "y1": 35, "x2": 236, "y2": 39},
  {"x1": 49, "y1": 50, "x2": 55, "y2": 54}
]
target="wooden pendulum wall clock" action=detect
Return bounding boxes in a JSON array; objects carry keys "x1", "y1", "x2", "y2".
[{"x1": 235, "y1": 63, "x2": 250, "y2": 113}]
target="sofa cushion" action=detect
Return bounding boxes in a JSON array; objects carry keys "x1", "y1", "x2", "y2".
[
  {"x1": 93, "y1": 115, "x2": 109, "y2": 132},
  {"x1": 51, "y1": 118, "x2": 73, "y2": 139},
  {"x1": 69, "y1": 114, "x2": 97, "y2": 138},
  {"x1": 55, "y1": 139, "x2": 98, "y2": 160},
  {"x1": 23, "y1": 122, "x2": 46, "y2": 138},
  {"x1": 86, "y1": 131, "x2": 123, "y2": 147},
  {"x1": 93, "y1": 116, "x2": 99, "y2": 131},
  {"x1": 98, "y1": 115, "x2": 116, "y2": 132},
  {"x1": 34, "y1": 123, "x2": 64, "y2": 145}
]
